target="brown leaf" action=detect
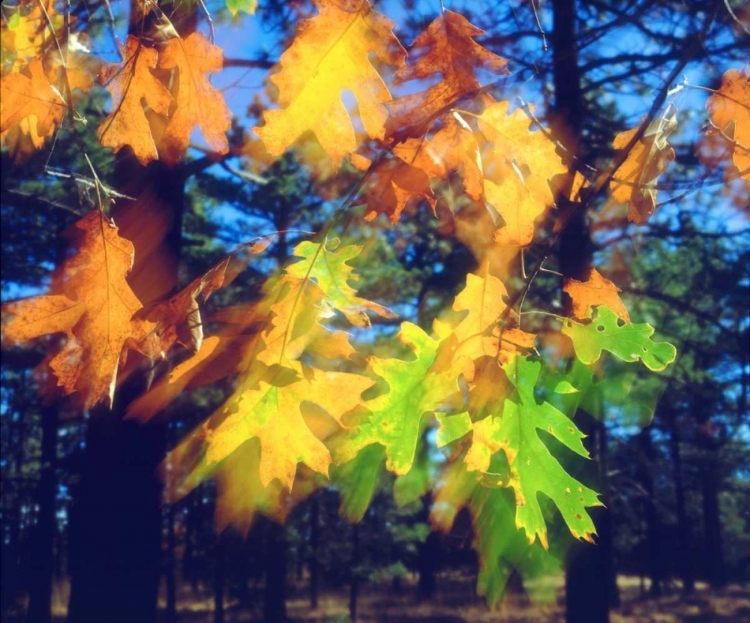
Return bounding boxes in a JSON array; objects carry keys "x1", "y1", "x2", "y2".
[
  {"x1": 610, "y1": 104, "x2": 678, "y2": 224},
  {"x1": 563, "y1": 268, "x2": 630, "y2": 322},
  {"x1": 386, "y1": 11, "x2": 508, "y2": 137},
  {"x1": 706, "y1": 68, "x2": 750, "y2": 179},
  {"x1": 98, "y1": 36, "x2": 172, "y2": 166},
  {"x1": 156, "y1": 32, "x2": 231, "y2": 165}
]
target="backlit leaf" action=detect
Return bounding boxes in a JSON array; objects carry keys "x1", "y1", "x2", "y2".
[
  {"x1": 254, "y1": 0, "x2": 406, "y2": 167},
  {"x1": 466, "y1": 357, "x2": 600, "y2": 548},
  {"x1": 610, "y1": 104, "x2": 678, "y2": 224},
  {"x1": 386, "y1": 11, "x2": 508, "y2": 136},
  {"x1": 98, "y1": 36, "x2": 172, "y2": 165},
  {"x1": 563, "y1": 268, "x2": 630, "y2": 322},
  {"x1": 562, "y1": 306, "x2": 677, "y2": 371},
  {"x1": 706, "y1": 68, "x2": 750, "y2": 178}
]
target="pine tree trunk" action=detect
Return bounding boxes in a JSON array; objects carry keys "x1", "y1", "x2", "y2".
[
  {"x1": 699, "y1": 450, "x2": 727, "y2": 588},
  {"x1": 214, "y1": 532, "x2": 225, "y2": 623},
  {"x1": 309, "y1": 495, "x2": 320, "y2": 610},
  {"x1": 637, "y1": 426, "x2": 662, "y2": 597},
  {"x1": 349, "y1": 523, "x2": 359, "y2": 623},
  {"x1": 26, "y1": 403, "x2": 58, "y2": 623},
  {"x1": 264, "y1": 521, "x2": 287, "y2": 622},
  {"x1": 66, "y1": 158, "x2": 184, "y2": 623},
  {"x1": 165, "y1": 504, "x2": 177, "y2": 623},
  {"x1": 666, "y1": 405, "x2": 694, "y2": 592}
]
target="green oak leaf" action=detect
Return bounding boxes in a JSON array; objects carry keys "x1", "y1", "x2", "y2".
[
  {"x1": 562, "y1": 306, "x2": 677, "y2": 371},
  {"x1": 336, "y1": 322, "x2": 459, "y2": 475},
  {"x1": 333, "y1": 444, "x2": 385, "y2": 522},
  {"x1": 286, "y1": 239, "x2": 395, "y2": 327},
  {"x1": 225, "y1": 0, "x2": 257, "y2": 16},
  {"x1": 467, "y1": 357, "x2": 601, "y2": 548},
  {"x1": 436, "y1": 411, "x2": 472, "y2": 447}
]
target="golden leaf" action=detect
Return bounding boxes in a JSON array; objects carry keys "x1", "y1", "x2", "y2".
[
  {"x1": 98, "y1": 36, "x2": 172, "y2": 166},
  {"x1": 563, "y1": 268, "x2": 630, "y2": 322},
  {"x1": 706, "y1": 68, "x2": 750, "y2": 179},
  {"x1": 254, "y1": 0, "x2": 406, "y2": 167}
]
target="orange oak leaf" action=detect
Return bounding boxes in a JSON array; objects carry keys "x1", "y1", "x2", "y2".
[
  {"x1": 254, "y1": 0, "x2": 406, "y2": 168},
  {"x1": 475, "y1": 100, "x2": 567, "y2": 246},
  {"x1": 98, "y1": 36, "x2": 172, "y2": 166},
  {"x1": 156, "y1": 32, "x2": 231, "y2": 165},
  {"x1": 359, "y1": 155, "x2": 436, "y2": 223},
  {"x1": 363, "y1": 113, "x2": 483, "y2": 223},
  {"x1": 386, "y1": 11, "x2": 508, "y2": 137},
  {"x1": 706, "y1": 68, "x2": 750, "y2": 179},
  {"x1": 1, "y1": 58, "x2": 65, "y2": 143},
  {"x1": 563, "y1": 268, "x2": 630, "y2": 322},
  {"x1": 610, "y1": 104, "x2": 678, "y2": 224},
  {"x1": 1, "y1": 211, "x2": 156, "y2": 408}
]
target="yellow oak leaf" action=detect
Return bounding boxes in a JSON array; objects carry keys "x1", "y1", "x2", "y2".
[
  {"x1": 610, "y1": 104, "x2": 678, "y2": 224},
  {"x1": 254, "y1": 0, "x2": 406, "y2": 167},
  {"x1": 205, "y1": 364, "x2": 374, "y2": 489},
  {"x1": 1, "y1": 58, "x2": 65, "y2": 143},
  {"x1": 706, "y1": 68, "x2": 750, "y2": 179},
  {"x1": 386, "y1": 11, "x2": 508, "y2": 137},
  {"x1": 475, "y1": 100, "x2": 567, "y2": 246},
  {"x1": 98, "y1": 36, "x2": 173, "y2": 166},
  {"x1": 156, "y1": 32, "x2": 231, "y2": 165},
  {"x1": 1, "y1": 211, "x2": 156, "y2": 408},
  {"x1": 563, "y1": 268, "x2": 630, "y2": 322}
]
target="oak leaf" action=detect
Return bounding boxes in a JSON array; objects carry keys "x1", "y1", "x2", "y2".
[
  {"x1": 98, "y1": 36, "x2": 172, "y2": 166},
  {"x1": 1, "y1": 58, "x2": 65, "y2": 143},
  {"x1": 610, "y1": 104, "x2": 678, "y2": 224},
  {"x1": 386, "y1": 11, "x2": 508, "y2": 137},
  {"x1": 204, "y1": 364, "x2": 374, "y2": 489},
  {"x1": 475, "y1": 100, "x2": 567, "y2": 246},
  {"x1": 562, "y1": 306, "x2": 677, "y2": 371},
  {"x1": 1, "y1": 211, "x2": 155, "y2": 408},
  {"x1": 563, "y1": 268, "x2": 630, "y2": 322},
  {"x1": 706, "y1": 68, "x2": 750, "y2": 179},
  {"x1": 336, "y1": 322, "x2": 459, "y2": 475},
  {"x1": 254, "y1": 0, "x2": 406, "y2": 167},
  {"x1": 157, "y1": 33, "x2": 231, "y2": 165},
  {"x1": 465, "y1": 357, "x2": 601, "y2": 548}
]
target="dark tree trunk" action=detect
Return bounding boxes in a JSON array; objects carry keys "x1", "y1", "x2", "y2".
[
  {"x1": 66, "y1": 158, "x2": 185, "y2": 623},
  {"x1": 349, "y1": 523, "x2": 359, "y2": 623},
  {"x1": 165, "y1": 504, "x2": 177, "y2": 623},
  {"x1": 637, "y1": 426, "x2": 662, "y2": 597},
  {"x1": 699, "y1": 450, "x2": 727, "y2": 588},
  {"x1": 565, "y1": 416, "x2": 616, "y2": 623},
  {"x1": 264, "y1": 521, "x2": 287, "y2": 623},
  {"x1": 26, "y1": 403, "x2": 58, "y2": 623},
  {"x1": 214, "y1": 532, "x2": 225, "y2": 623},
  {"x1": 417, "y1": 531, "x2": 439, "y2": 599},
  {"x1": 309, "y1": 495, "x2": 320, "y2": 609},
  {"x1": 666, "y1": 405, "x2": 694, "y2": 592}
]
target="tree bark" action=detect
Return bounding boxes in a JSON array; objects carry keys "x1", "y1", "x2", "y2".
[
  {"x1": 214, "y1": 532, "x2": 225, "y2": 623},
  {"x1": 26, "y1": 403, "x2": 58, "y2": 623},
  {"x1": 66, "y1": 158, "x2": 184, "y2": 623},
  {"x1": 349, "y1": 523, "x2": 359, "y2": 623},
  {"x1": 264, "y1": 521, "x2": 287, "y2": 623},
  {"x1": 666, "y1": 405, "x2": 694, "y2": 592},
  {"x1": 637, "y1": 426, "x2": 662, "y2": 597},
  {"x1": 309, "y1": 494, "x2": 320, "y2": 610}
]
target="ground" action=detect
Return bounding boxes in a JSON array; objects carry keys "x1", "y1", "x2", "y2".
[{"x1": 3, "y1": 574, "x2": 749, "y2": 622}]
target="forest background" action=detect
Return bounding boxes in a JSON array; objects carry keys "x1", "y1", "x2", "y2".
[{"x1": 0, "y1": 0, "x2": 749, "y2": 622}]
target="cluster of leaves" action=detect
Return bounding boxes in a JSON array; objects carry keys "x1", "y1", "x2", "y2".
[{"x1": 1, "y1": 0, "x2": 748, "y2": 603}]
